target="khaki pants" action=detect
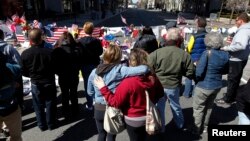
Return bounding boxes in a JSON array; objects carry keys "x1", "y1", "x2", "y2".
[
  {"x1": 192, "y1": 87, "x2": 220, "y2": 133},
  {"x1": 0, "y1": 107, "x2": 22, "y2": 141}
]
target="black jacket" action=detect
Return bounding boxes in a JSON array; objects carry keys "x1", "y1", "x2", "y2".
[
  {"x1": 52, "y1": 44, "x2": 80, "y2": 80},
  {"x1": 134, "y1": 34, "x2": 158, "y2": 54},
  {"x1": 77, "y1": 36, "x2": 103, "y2": 66},
  {"x1": 21, "y1": 42, "x2": 55, "y2": 84}
]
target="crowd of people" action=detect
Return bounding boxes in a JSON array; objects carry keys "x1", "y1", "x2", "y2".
[{"x1": 0, "y1": 12, "x2": 250, "y2": 141}]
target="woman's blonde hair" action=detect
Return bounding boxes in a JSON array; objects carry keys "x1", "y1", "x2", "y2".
[
  {"x1": 103, "y1": 43, "x2": 122, "y2": 64},
  {"x1": 129, "y1": 48, "x2": 148, "y2": 67}
]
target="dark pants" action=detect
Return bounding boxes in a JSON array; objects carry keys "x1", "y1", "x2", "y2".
[
  {"x1": 81, "y1": 64, "x2": 96, "y2": 108},
  {"x1": 94, "y1": 109, "x2": 116, "y2": 141},
  {"x1": 224, "y1": 60, "x2": 247, "y2": 103},
  {"x1": 58, "y1": 76, "x2": 79, "y2": 117},
  {"x1": 16, "y1": 76, "x2": 23, "y2": 108},
  {"x1": 31, "y1": 83, "x2": 57, "y2": 129},
  {"x1": 126, "y1": 124, "x2": 161, "y2": 141},
  {"x1": 126, "y1": 124, "x2": 146, "y2": 141}
]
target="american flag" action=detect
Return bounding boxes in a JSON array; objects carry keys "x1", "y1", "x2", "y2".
[
  {"x1": 5, "y1": 18, "x2": 16, "y2": 32},
  {"x1": 78, "y1": 27, "x2": 103, "y2": 38},
  {"x1": 11, "y1": 14, "x2": 19, "y2": 22},
  {"x1": 121, "y1": 15, "x2": 127, "y2": 25},
  {"x1": 16, "y1": 27, "x2": 104, "y2": 45},
  {"x1": 114, "y1": 39, "x2": 121, "y2": 46},
  {"x1": 5, "y1": 18, "x2": 12, "y2": 28},
  {"x1": 177, "y1": 15, "x2": 186, "y2": 25},
  {"x1": 20, "y1": 13, "x2": 26, "y2": 23}
]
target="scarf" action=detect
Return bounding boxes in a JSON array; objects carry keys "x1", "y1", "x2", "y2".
[{"x1": 96, "y1": 63, "x2": 117, "y2": 77}]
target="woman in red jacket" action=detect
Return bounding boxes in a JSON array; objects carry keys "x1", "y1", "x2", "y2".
[{"x1": 94, "y1": 48, "x2": 164, "y2": 141}]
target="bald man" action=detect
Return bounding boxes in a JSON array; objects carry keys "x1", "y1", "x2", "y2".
[{"x1": 21, "y1": 28, "x2": 57, "y2": 131}]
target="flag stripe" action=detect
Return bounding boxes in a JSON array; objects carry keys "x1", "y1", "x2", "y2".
[{"x1": 16, "y1": 27, "x2": 103, "y2": 44}]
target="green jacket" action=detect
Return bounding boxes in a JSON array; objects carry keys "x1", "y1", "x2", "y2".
[{"x1": 148, "y1": 46, "x2": 194, "y2": 88}]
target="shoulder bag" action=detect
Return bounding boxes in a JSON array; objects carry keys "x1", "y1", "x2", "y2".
[
  {"x1": 103, "y1": 105, "x2": 125, "y2": 134},
  {"x1": 145, "y1": 90, "x2": 162, "y2": 135}
]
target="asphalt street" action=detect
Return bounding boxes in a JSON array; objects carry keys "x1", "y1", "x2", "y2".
[{"x1": 14, "y1": 8, "x2": 250, "y2": 141}]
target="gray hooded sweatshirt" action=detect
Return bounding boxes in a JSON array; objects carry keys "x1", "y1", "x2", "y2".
[{"x1": 223, "y1": 22, "x2": 250, "y2": 61}]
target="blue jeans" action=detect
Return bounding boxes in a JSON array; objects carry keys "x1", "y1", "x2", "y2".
[
  {"x1": 31, "y1": 83, "x2": 57, "y2": 129},
  {"x1": 157, "y1": 87, "x2": 184, "y2": 130},
  {"x1": 81, "y1": 64, "x2": 96, "y2": 107},
  {"x1": 183, "y1": 78, "x2": 194, "y2": 97},
  {"x1": 238, "y1": 112, "x2": 250, "y2": 125}
]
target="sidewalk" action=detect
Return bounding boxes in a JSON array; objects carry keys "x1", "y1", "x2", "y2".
[
  {"x1": 179, "y1": 12, "x2": 235, "y2": 28},
  {"x1": 41, "y1": 9, "x2": 126, "y2": 27}
]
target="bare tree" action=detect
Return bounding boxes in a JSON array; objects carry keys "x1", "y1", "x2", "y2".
[
  {"x1": 218, "y1": 0, "x2": 227, "y2": 20},
  {"x1": 225, "y1": 0, "x2": 249, "y2": 24}
]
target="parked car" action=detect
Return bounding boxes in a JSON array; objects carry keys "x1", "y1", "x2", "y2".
[{"x1": 128, "y1": 4, "x2": 137, "y2": 8}]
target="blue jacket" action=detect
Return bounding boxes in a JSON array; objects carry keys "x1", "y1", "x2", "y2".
[
  {"x1": 0, "y1": 40, "x2": 21, "y2": 64},
  {"x1": 87, "y1": 64, "x2": 148, "y2": 105},
  {"x1": 0, "y1": 63, "x2": 21, "y2": 116},
  {"x1": 0, "y1": 40, "x2": 21, "y2": 116},
  {"x1": 196, "y1": 49, "x2": 229, "y2": 90},
  {"x1": 190, "y1": 29, "x2": 207, "y2": 62}
]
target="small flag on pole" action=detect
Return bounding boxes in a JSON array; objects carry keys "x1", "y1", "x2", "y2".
[
  {"x1": 11, "y1": 13, "x2": 19, "y2": 22},
  {"x1": 20, "y1": 13, "x2": 26, "y2": 23},
  {"x1": 5, "y1": 18, "x2": 16, "y2": 32},
  {"x1": 177, "y1": 15, "x2": 187, "y2": 25},
  {"x1": 121, "y1": 15, "x2": 127, "y2": 25},
  {"x1": 5, "y1": 18, "x2": 12, "y2": 27}
]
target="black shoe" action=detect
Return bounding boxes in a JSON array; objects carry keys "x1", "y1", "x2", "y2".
[
  {"x1": 39, "y1": 126, "x2": 48, "y2": 132},
  {"x1": 48, "y1": 123, "x2": 58, "y2": 131}
]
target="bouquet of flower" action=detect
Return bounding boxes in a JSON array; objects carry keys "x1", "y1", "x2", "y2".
[{"x1": 6, "y1": 13, "x2": 26, "y2": 33}]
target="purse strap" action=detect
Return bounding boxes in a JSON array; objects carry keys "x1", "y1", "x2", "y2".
[{"x1": 145, "y1": 90, "x2": 150, "y2": 109}]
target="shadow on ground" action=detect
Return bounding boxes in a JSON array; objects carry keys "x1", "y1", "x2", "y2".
[{"x1": 53, "y1": 110, "x2": 97, "y2": 141}]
